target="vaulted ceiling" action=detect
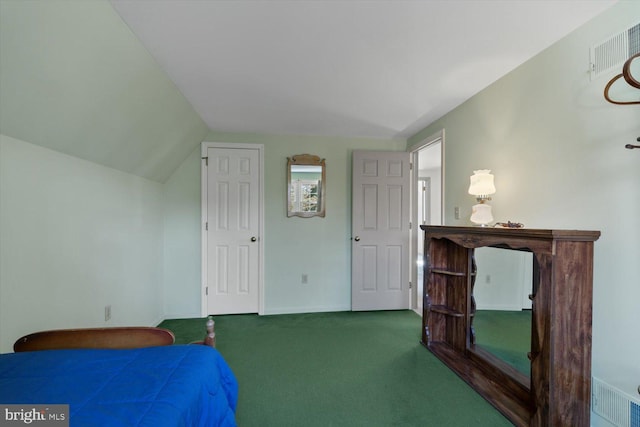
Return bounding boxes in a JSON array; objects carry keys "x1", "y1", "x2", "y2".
[
  {"x1": 110, "y1": 0, "x2": 616, "y2": 140},
  {"x1": 0, "y1": 0, "x2": 617, "y2": 182}
]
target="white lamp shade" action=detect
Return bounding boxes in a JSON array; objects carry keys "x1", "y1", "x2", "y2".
[
  {"x1": 468, "y1": 170, "x2": 496, "y2": 196},
  {"x1": 470, "y1": 203, "x2": 493, "y2": 225}
]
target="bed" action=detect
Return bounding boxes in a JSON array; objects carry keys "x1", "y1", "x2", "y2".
[{"x1": 0, "y1": 328, "x2": 238, "y2": 427}]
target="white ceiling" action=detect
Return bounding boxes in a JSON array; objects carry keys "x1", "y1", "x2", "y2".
[{"x1": 110, "y1": 0, "x2": 617, "y2": 140}]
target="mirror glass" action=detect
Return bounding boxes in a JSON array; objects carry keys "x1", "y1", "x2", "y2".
[
  {"x1": 472, "y1": 247, "x2": 533, "y2": 379},
  {"x1": 287, "y1": 154, "x2": 326, "y2": 217}
]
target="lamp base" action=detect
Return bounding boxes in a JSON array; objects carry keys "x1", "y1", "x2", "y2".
[{"x1": 470, "y1": 203, "x2": 493, "y2": 227}]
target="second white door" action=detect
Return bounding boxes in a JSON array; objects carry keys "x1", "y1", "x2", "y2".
[{"x1": 351, "y1": 150, "x2": 411, "y2": 311}]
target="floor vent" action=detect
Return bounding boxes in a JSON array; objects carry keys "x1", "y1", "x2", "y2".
[
  {"x1": 590, "y1": 22, "x2": 640, "y2": 80},
  {"x1": 592, "y1": 377, "x2": 640, "y2": 427},
  {"x1": 632, "y1": 401, "x2": 640, "y2": 427}
]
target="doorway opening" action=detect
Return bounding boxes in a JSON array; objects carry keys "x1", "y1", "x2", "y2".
[{"x1": 409, "y1": 131, "x2": 444, "y2": 313}]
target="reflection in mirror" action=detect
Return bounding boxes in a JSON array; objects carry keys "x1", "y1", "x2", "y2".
[
  {"x1": 472, "y1": 247, "x2": 533, "y2": 378},
  {"x1": 287, "y1": 154, "x2": 326, "y2": 218}
]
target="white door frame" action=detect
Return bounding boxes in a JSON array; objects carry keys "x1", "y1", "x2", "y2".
[
  {"x1": 408, "y1": 130, "x2": 445, "y2": 311},
  {"x1": 418, "y1": 177, "x2": 432, "y2": 226},
  {"x1": 201, "y1": 142, "x2": 265, "y2": 316}
]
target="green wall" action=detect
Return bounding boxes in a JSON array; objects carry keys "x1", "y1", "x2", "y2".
[
  {"x1": 0, "y1": 0, "x2": 208, "y2": 352},
  {"x1": 163, "y1": 132, "x2": 405, "y2": 317},
  {"x1": 0, "y1": 134, "x2": 165, "y2": 353},
  {"x1": 408, "y1": 1, "x2": 640, "y2": 418}
]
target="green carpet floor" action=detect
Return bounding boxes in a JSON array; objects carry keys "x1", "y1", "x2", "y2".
[{"x1": 160, "y1": 311, "x2": 512, "y2": 426}]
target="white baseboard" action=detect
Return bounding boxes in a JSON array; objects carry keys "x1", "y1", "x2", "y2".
[{"x1": 262, "y1": 305, "x2": 351, "y2": 316}]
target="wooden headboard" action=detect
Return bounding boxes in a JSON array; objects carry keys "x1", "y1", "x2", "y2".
[{"x1": 13, "y1": 327, "x2": 175, "y2": 352}]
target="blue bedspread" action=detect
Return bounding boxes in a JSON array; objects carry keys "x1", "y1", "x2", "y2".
[{"x1": 0, "y1": 345, "x2": 238, "y2": 426}]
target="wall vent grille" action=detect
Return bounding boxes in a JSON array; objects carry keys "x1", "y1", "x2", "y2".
[
  {"x1": 590, "y1": 22, "x2": 640, "y2": 80},
  {"x1": 592, "y1": 377, "x2": 640, "y2": 427}
]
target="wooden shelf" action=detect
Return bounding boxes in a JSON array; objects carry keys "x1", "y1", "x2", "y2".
[
  {"x1": 429, "y1": 268, "x2": 466, "y2": 276},
  {"x1": 429, "y1": 305, "x2": 464, "y2": 317},
  {"x1": 420, "y1": 225, "x2": 600, "y2": 427}
]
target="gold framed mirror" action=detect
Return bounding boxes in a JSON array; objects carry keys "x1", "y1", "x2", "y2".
[{"x1": 287, "y1": 154, "x2": 326, "y2": 218}]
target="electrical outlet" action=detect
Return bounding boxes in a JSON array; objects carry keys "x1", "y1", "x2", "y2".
[
  {"x1": 454, "y1": 206, "x2": 460, "y2": 220},
  {"x1": 105, "y1": 305, "x2": 111, "y2": 322},
  {"x1": 301, "y1": 274, "x2": 308, "y2": 284}
]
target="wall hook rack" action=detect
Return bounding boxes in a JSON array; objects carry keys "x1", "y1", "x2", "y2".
[
  {"x1": 604, "y1": 53, "x2": 640, "y2": 105},
  {"x1": 625, "y1": 137, "x2": 640, "y2": 150}
]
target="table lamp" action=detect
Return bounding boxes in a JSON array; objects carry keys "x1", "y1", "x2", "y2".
[{"x1": 468, "y1": 169, "x2": 496, "y2": 226}]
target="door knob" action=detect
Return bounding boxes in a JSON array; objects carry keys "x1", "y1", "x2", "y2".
[
  {"x1": 251, "y1": 237, "x2": 257, "y2": 242},
  {"x1": 354, "y1": 236, "x2": 360, "y2": 242}
]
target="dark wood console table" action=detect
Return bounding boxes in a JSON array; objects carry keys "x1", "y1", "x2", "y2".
[{"x1": 420, "y1": 226, "x2": 600, "y2": 427}]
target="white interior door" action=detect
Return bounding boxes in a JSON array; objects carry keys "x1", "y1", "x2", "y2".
[
  {"x1": 202, "y1": 144, "x2": 263, "y2": 315},
  {"x1": 351, "y1": 150, "x2": 411, "y2": 311}
]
